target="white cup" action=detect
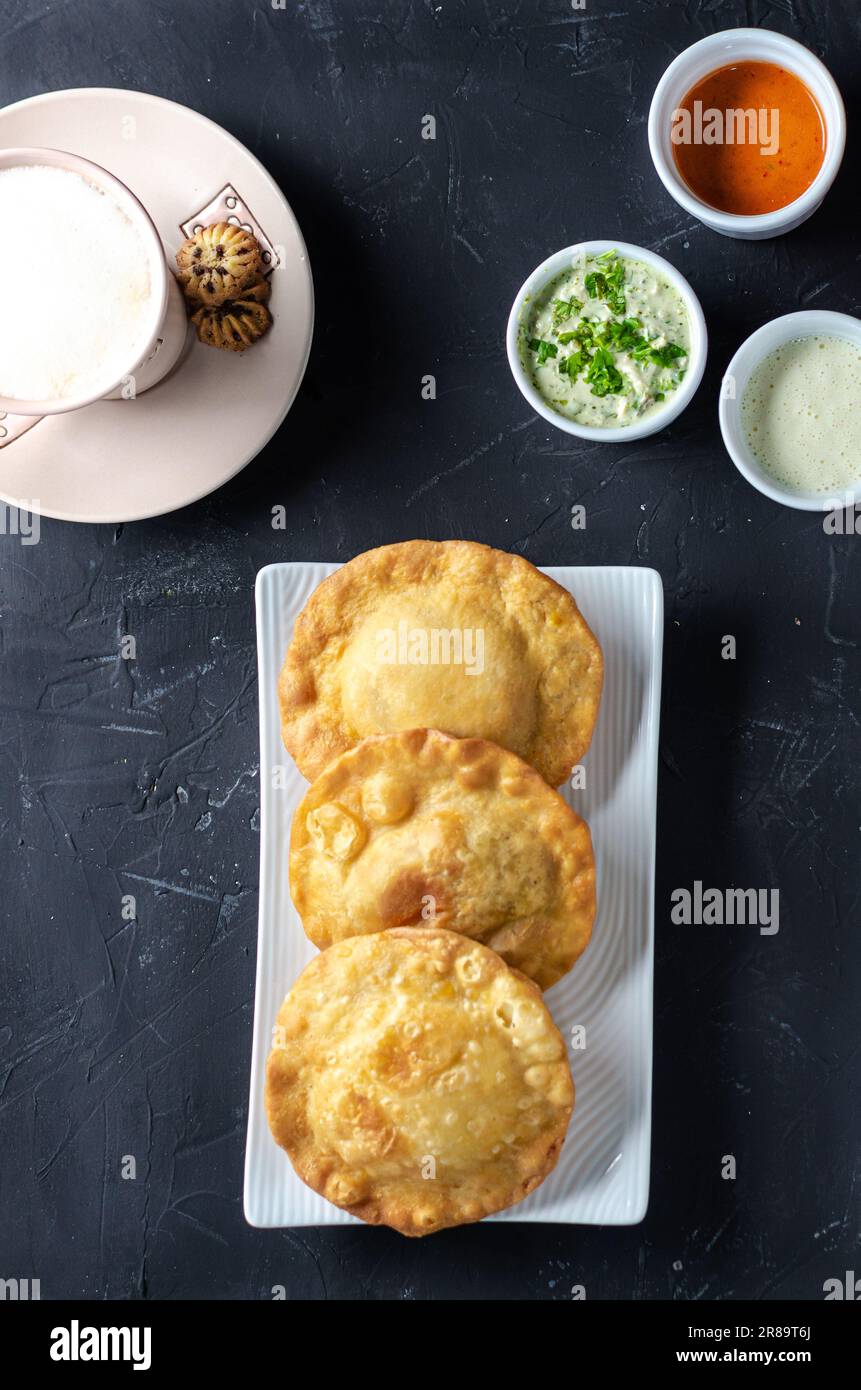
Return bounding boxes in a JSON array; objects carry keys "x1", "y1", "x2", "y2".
[
  {"x1": 719, "y1": 310, "x2": 861, "y2": 511},
  {"x1": 648, "y1": 28, "x2": 846, "y2": 240},
  {"x1": 0, "y1": 146, "x2": 188, "y2": 418}
]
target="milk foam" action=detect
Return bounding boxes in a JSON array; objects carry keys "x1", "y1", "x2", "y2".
[{"x1": 0, "y1": 165, "x2": 155, "y2": 403}]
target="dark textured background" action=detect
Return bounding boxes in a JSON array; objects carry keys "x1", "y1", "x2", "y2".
[{"x1": 1, "y1": 0, "x2": 859, "y2": 1302}]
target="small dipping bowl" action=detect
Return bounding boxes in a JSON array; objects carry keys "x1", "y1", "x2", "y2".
[
  {"x1": 719, "y1": 309, "x2": 861, "y2": 511},
  {"x1": 506, "y1": 239, "x2": 707, "y2": 443},
  {"x1": 648, "y1": 28, "x2": 846, "y2": 240}
]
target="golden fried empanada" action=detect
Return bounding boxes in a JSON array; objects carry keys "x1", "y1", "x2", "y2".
[
  {"x1": 265, "y1": 928, "x2": 574, "y2": 1235},
  {"x1": 279, "y1": 540, "x2": 603, "y2": 787},
  {"x1": 290, "y1": 728, "x2": 596, "y2": 990}
]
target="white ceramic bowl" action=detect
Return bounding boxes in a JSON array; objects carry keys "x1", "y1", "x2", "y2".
[
  {"x1": 719, "y1": 310, "x2": 861, "y2": 511},
  {"x1": 506, "y1": 239, "x2": 707, "y2": 442},
  {"x1": 648, "y1": 28, "x2": 846, "y2": 240}
]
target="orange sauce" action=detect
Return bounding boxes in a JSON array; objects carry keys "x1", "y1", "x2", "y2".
[{"x1": 672, "y1": 62, "x2": 825, "y2": 215}]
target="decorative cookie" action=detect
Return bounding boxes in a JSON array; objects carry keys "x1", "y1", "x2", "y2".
[
  {"x1": 290, "y1": 728, "x2": 596, "y2": 990},
  {"x1": 191, "y1": 279, "x2": 272, "y2": 352},
  {"x1": 278, "y1": 540, "x2": 604, "y2": 787},
  {"x1": 265, "y1": 928, "x2": 575, "y2": 1236},
  {"x1": 175, "y1": 221, "x2": 264, "y2": 306}
]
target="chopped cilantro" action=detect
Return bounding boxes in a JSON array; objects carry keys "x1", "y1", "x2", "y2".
[
  {"x1": 647, "y1": 341, "x2": 685, "y2": 368},
  {"x1": 583, "y1": 271, "x2": 604, "y2": 300},
  {"x1": 551, "y1": 297, "x2": 582, "y2": 328},
  {"x1": 602, "y1": 318, "x2": 647, "y2": 353},
  {"x1": 528, "y1": 337, "x2": 558, "y2": 364},
  {"x1": 585, "y1": 250, "x2": 627, "y2": 315},
  {"x1": 586, "y1": 345, "x2": 625, "y2": 397},
  {"x1": 559, "y1": 349, "x2": 592, "y2": 380},
  {"x1": 630, "y1": 339, "x2": 655, "y2": 363}
]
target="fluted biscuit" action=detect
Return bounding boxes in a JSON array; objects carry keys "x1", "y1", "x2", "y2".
[
  {"x1": 191, "y1": 278, "x2": 271, "y2": 351},
  {"x1": 176, "y1": 221, "x2": 264, "y2": 306}
]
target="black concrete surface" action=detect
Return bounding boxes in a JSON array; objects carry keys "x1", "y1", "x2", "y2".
[{"x1": 1, "y1": 0, "x2": 859, "y2": 1300}]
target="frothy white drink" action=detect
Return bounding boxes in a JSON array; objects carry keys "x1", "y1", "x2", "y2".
[{"x1": 0, "y1": 164, "x2": 155, "y2": 403}]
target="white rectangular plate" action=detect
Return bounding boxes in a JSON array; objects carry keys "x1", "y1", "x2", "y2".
[{"x1": 245, "y1": 562, "x2": 663, "y2": 1228}]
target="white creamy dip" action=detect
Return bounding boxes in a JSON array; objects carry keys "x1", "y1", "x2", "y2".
[
  {"x1": 519, "y1": 250, "x2": 691, "y2": 428},
  {"x1": 741, "y1": 335, "x2": 861, "y2": 495}
]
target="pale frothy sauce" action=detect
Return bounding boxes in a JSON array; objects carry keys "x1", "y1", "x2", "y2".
[{"x1": 741, "y1": 335, "x2": 861, "y2": 495}]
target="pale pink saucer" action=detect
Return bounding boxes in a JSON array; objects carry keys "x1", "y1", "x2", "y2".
[{"x1": 0, "y1": 88, "x2": 314, "y2": 523}]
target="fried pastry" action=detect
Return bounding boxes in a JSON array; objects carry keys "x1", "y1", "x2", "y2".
[
  {"x1": 278, "y1": 540, "x2": 603, "y2": 787},
  {"x1": 265, "y1": 928, "x2": 574, "y2": 1235},
  {"x1": 290, "y1": 728, "x2": 596, "y2": 990}
]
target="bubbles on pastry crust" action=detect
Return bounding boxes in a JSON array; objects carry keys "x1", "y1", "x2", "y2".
[
  {"x1": 524, "y1": 1064, "x2": 551, "y2": 1089},
  {"x1": 327, "y1": 1171, "x2": 369, "y2": 1205},
  {"x1": 306, "y1": 803, "x2": 366, "y2": 861},
  {"x1": 455, "y1": 950, "x2": 486, "y2": 986},
  {"x1": 495, "y1": 1000, "x2": 515, "y2": 1029},
  {"x1": 361, "y1": 773, "x2": 414, "y2": 824},
  {"x1": 414, "y1": 1207, "x2": 441, "y2": 1230}
]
